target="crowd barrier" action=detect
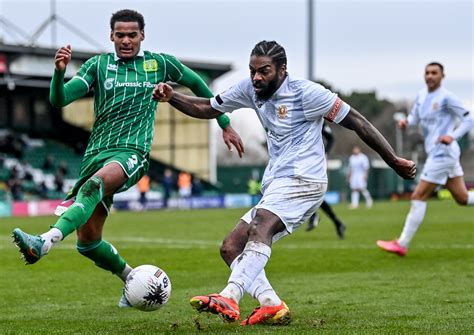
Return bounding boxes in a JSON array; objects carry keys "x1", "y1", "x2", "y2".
[{"x1": 0, "y1": 191, "x2": 341, "y2": 217}]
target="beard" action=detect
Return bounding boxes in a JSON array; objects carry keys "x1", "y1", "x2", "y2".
[{"x1": 255, "y1": 75, "x2": 281, "y2": 100}]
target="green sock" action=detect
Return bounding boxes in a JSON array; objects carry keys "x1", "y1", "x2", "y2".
[
  {"x1": 53, "y1": 176, "x2": 104, "y2": 237},
  {"x1": 76, "y1": 240, "x2": 126, "y2": 275}
]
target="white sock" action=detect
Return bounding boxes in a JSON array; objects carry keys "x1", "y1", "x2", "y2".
[
  {"x1": 398, "y1": 200, "x2": 427, "y2": 248},
  {"x1": 230, "y1": 258, "x2": 281, "y2": 307},
  {"x1": 467, "y1": 191, "x2": 474, "y2": 205},
  {"x1": 40, "y1": 228, "x2": 63, "y2": 254},
  {"x1": 362, "y1": 189, "x2": 373, "y2": 207},
  {"x1": 220, "y1": 241, "x2": 271, "y2": 304},
  {"x1": 351, "y1": 191, "x2": 359, "y2": 207},
  {"x1": 119, "y1": 264, "x2": 133, "y2": 282}
]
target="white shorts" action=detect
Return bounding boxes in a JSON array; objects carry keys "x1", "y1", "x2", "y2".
[
  {"x1": 350, "y1": 175, "x2": 367, "y2": 190},
  {"x1": 240, "y1": 177, "x2": 327, "y2": 243},
  {"x1": 421, "y1": 156, "x2": 463, "y2": 185}
]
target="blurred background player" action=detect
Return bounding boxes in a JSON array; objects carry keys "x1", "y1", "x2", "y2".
[
  {"x1": 377, "y1": 62, "x2": 474, "y2": 256},
  {"x1": 11, "y1": 9, "x2": 244, "y2": 307},
  {"x1": 137, "y1": 174, "x2": 150, "y2": 210},
  {"x1": 306, "y1": 122, "x2": 346, "y2": 239},
  {"x1": 161, "y1": 168, "x2": 175, "y2": 209},
  {"x1": 153, "y1": 40, "x2": 416, "y2": 325},
  {"x1": 178, "y1": 171, "x2": 192, "y2": 198},
  {"x1": 347, "y1": 146, "x2": 373, "y2": 209}
]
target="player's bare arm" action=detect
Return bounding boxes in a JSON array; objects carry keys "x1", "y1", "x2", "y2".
[
  {"x1": 339, "y1": 108, "x2": 416, "y2": 180},
  {"x1": 153, "y1": 83, "x2": 220, "y2": 119}
]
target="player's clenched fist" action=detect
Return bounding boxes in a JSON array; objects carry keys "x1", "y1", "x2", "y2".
[
  {"x1": 393, "y1": 157, "x2": 416, "y2": 180},
  {"x1": 153, "y1": 83, "x2": 174, "y2": 102},
  {"x1": 55, "y1": 45, "x2": 72, "y2": 71}
]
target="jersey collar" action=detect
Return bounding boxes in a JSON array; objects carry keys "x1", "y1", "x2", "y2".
[{"x1": 114, "y1": 49, "x2": 145, "y2": 61}]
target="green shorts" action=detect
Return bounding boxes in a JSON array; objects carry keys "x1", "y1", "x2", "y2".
[{"x1": 64, "y1": 148, "x2": 150, "y2": 212}]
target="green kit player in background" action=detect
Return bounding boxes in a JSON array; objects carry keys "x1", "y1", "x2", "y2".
[{"x1": 12, "y1": 9, "x2": 244, "y2": 307}]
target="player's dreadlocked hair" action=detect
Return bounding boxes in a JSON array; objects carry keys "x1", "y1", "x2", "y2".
[
  {"x1": 110, "y1": 9, "x2": 145, "y2": 31},
  {"x1": 251, "y1": 41, "x2": 287, "y2": 69}
]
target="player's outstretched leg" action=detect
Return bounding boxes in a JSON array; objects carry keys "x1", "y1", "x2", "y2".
[
  {"x1": 12, "y1": 228, "x2": 46, "y2": 264},
  {"x1": 241, "y1": 301, "x2": 291, "y2": 326},
  {"x1": 334, "y1": 219, "x2": 346, "y2": 240},
  {"x1": 319, "y1": 201, "x2": 346, "y2": 239},
  {"x1": 190, "y1": 294, "x2": 240, "y2": 322},
  {"x1": 305, "y1": 212, "x2": 319, "y2": 232}
]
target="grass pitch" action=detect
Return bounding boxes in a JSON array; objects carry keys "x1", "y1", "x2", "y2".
[{"x1": 0, "y1": 200, "x2": 472, "y2": 334}]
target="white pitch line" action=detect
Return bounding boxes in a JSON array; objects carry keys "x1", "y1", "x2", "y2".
[{"x1": 1, "y1": 235, "x2": 474, "y2": 250}]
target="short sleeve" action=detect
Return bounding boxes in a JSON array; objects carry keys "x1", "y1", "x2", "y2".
[
  {"x1": 162, "y1": 54, "x2": 185, "y2": 83},
  {"x1": 445, "y1": 91, "x2": 471, "y2": 118},
  {"x1": 407, "y1": 93, "x2": 420, "y2": 125},
  {"x1": 75, "y1": 56, "x2": 98, "y2": 90},
  {"x1": 302, "y1": 82, "x2": 349, "y2": 123},
  {"x1": 210, "y1": 79, "x2": 252, "y2": 113}
]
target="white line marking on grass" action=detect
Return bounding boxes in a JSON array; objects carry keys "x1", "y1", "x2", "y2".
[{"x1": 1, "y1": 235, "x2": 473, "y2": 250}]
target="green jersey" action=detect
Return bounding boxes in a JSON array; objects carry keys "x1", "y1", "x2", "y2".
[{"x1": 50, "y1": 50, "x2": 226, "y2": 157}]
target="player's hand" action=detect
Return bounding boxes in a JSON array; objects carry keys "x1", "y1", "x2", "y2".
[
  {"x1": 222, "y1": 126, "x2": 245, "y2": 158},
  {"x1": 398, "y1": 119, "x2": 408, "y2": 129},
  {"x1": 392, "y1": 157, "x2": 416, "y2": 180},
  {"x1": 153, "y1": 83, "x2": 174, "y2": 102},
  {"x1": 55, "y1": 45, "x2": 72, "y2": 71},
  {"x1": 438, "y1": 135, "x2": 454, "y2": 145}
]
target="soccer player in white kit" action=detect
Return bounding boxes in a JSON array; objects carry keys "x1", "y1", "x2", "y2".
[
  {"x1": 348, "y1": 146, "x2": 373, "y2": 209},
  {"x1": 377, "y1": 62, "x2": 474, "y2": 257},
  {"x1": 153, "y1": 41, "x2": 416, "y2": 325}
]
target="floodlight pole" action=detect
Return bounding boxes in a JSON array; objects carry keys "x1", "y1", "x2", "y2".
[
  {"x1": 307, "y1": 0, "x2": 315, "y2": 80},
  {"x1": 51, "y1": 0, "x2": 57, "y2": 48}
]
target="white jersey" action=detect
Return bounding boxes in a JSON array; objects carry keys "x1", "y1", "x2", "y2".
[
  {"x1": 349, "y1": 153, "x2": 369, "y2": 188},
  {"x1": 407, "y1": 87, "x2": 473, "y2": 160},
  {"x1": 210, "y1": 75, "x2": 350, "y2": 187}
]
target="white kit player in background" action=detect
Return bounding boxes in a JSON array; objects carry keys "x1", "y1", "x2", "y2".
[
  {"x1": 153, "y1": 40, "x2": 416, "y2": 325},
  {"x1": 377, "y1": 62, "x2": 474, "y2": 257},
  {"x1": 348, "y1": 146, "x2": 373, "y2": 209}
]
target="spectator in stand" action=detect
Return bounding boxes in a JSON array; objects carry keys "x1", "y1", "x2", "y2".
[
  {"x1": 137, "y1": 174, "x2": 151, "y2": 209},
  {"x1": 192, "y1": 176, "x2": 204, "y2": 196},
  {"x1": 178, "y1": 171, "x2": 192, "y2": 198},
  {"x1": 21, "y1": 160, "x2": 34, "y2": 181},
  {"x1": 161, "y1": 169, "x2": 174, "y2": 208},
  {"x1": 54, "y1": 171, "x2": 65, "y2": 193},
  {"x1": 58, "y1": 160, "x2": 69, "y2": 176},
  {"x1": 38, "y1": 181, "x2": 48, "y2": 199},
  {"x1": 8, "y1": 173, "x2": 23, "y2": 200},
  {"x1": 42, "y1": 154, "x2": 56, "y2": 172},
  {"x1": 6, "y1": 133, "x2": 25, "y2": 159}
]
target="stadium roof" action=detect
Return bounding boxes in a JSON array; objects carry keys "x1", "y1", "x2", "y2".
[{"x1": 0, "y1": 43, "x2": 232, "y2": 89}]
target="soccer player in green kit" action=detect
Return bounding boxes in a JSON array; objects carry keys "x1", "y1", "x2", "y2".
[{"x1": 11, "y1": 9, "x2": 244, "y2": 307}]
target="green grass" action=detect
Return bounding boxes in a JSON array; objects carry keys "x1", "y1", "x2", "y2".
[{"x1": 0, "y1": 201, "x2": 472, "y2": 334}]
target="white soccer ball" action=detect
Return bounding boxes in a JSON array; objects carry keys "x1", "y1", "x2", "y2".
[{"x1": 124, "y1": 264, "x2": 172, "y2": 311}]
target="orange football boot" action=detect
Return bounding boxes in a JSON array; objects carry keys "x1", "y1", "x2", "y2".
[
  {"x1": 190, "y1": 294, "x2": 240, "y2": 322},
  {"x1": 241, "y1": 301, "x2": 291, "y2": 326}
]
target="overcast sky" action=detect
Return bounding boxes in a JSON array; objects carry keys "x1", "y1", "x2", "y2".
[{"x1": 1, "y1": 0, "x2": 472, "y2": 106}]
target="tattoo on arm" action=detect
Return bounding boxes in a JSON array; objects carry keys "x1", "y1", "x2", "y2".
[{"x1": 339, "y1": 108, "x2": 398, "y2": 167}]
